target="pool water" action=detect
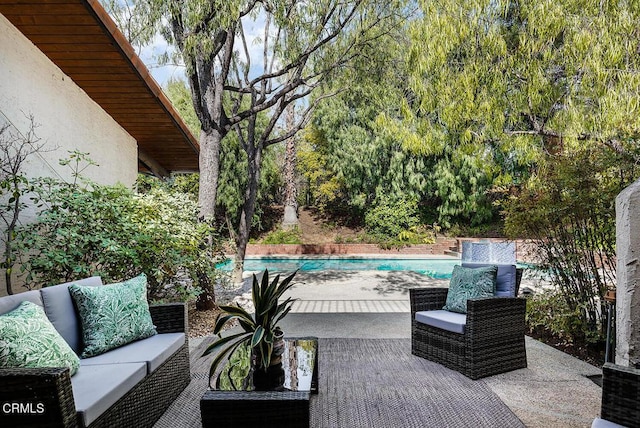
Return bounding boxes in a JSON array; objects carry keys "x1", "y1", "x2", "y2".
[{"x1": 217, "y1": 257, "x2": 461, "y2": 279}]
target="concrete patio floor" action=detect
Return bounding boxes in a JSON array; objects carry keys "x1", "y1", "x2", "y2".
[{"x1": 193, "y1": 269, "x2": 602, "y2": 427}]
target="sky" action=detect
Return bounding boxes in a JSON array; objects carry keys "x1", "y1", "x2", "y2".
[
  {"x1": 136, "y1": 15, "x2": 270, "y2": 89},
  {"x1": 138, "y1": 36, "x2": 185, "y2": 87}
]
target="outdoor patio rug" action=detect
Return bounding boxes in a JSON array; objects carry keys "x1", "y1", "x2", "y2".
[{"x1": 154, "y1": 338, "x2": 524, "y2": 428}]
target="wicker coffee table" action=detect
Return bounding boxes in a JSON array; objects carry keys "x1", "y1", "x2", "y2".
[{"x1": 200, "y1": 337, "x2": 318, "y2": 428}]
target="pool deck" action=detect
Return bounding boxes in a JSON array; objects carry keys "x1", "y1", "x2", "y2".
[
  {"x1": 238, "y1": 253, "x2": 462, "y2": 259},
  {"x1": 210, "y1": 269, "x2": 601, "y2": 427},
  {"x1": 280, "y1": 269, "x2": 545, "y2": 313}
]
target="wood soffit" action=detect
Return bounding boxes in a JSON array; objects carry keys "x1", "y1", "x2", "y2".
[{"x1": 0, "y1": 0, "x2": 200, "y2": 175}]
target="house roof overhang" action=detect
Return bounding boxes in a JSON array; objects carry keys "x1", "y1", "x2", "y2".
[{"x1": 0, "y1": 0, "x2": 199, "y2": 176}]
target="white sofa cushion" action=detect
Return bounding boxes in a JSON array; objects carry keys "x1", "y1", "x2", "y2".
[
  {"x1": 0, "y1": 290, "x2": 43, "y2": 315},
  {"x1": 415, "y1": 310, "x2": 466, "y2": 334},
  {"x1": 40, "y1": 277, "x2": 103, "y2": 354},
  {"x1": 72, "y1": 362, "x2": 146, "y2": 427},
  {"x1": 591, "y1": 417, "x2": 627, "y2": 428},
  {"x1": 80, "y1": 333, "x2": 184, "y2": 374}
]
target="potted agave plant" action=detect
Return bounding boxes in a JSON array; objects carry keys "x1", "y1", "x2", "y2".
[{"x1": 203, "y1": 269, "x2": 297, "y2": 391}]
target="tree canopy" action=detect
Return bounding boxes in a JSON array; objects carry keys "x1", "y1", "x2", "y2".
[{"x1": 395, "y1": 0, "x2": 640, "y2": 162}]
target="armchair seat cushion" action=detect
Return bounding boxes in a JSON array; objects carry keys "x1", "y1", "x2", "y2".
[
  {"x1": 80, "y1": 332, "x2": 185, "y2": 373},
  {"x1": 591, "y1": 418, "x2": 626, "y2": 428},
  {"x1": 415, "y1": 310, "x2": 466, "y2": 334}
]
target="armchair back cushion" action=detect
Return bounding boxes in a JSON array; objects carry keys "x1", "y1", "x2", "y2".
[
  {"x1": 443, "y1": 265, "x2": 497, "y2": 313},
  {"x1": 462, "y1": 263, "x2": 518, "y2": 297},
  {"x1": 41, "y1": 276, "x2": 103, "y2": 354}
]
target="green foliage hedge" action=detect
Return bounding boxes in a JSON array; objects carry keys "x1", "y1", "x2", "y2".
[
  {"x1": 505, "y1": 146, "x2": 635, "y2": 344},
  {"x1": 259, "y1": 227, "x2": 302, "y2": 245},
  {"x1": 364, "y1": 198, "x2": 420, "y2": 240},
  {"x1": 18, "y1": 156, "x2": 223, "y2": 302}
]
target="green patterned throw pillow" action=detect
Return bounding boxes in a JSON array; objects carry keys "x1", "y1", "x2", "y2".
[
  {"x1": 443, "y1": 265, "x2": 497, "y2": 314},
  {"x1": 0, "y1": 301, "x2": 80, "y2": 375},
  {"x1": 69, "y1": 274, "x2": 157, "y2": 358}
]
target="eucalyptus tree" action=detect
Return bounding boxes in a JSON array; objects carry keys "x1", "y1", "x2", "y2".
[
  {"x1": 164, "y1": 78, "x2": 282, "y2": 234},
  {"x1": 117, "y1": 0, "x2": 405, "y2": 281},
  {"x1": 391, "y1": 0, "x2": 640, "y2": 169},
  {"x1": 299, "y1": 5, "x2": 497, "y2": 229},
  {"x1": 396, "y1": 0, "x2": 640, "y2": 339},
  {"x1": 281, "y1": 104, "x2": 299, "y2": 229}
]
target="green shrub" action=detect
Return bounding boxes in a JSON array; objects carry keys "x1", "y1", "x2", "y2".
[
  {"x1": 19, "y1": 162, "x2": 223, "y2": 302},
  {"x1": 364, "y1": 198, "x2": 421, "y2": 240},
  {"x1": 504, "y1": 146, "x2": 633, "y2": 344},
  {"x1": 525, "y1": 289, "x2": 602, "y2": 345},
  {"x1": 363, "y1": 198, "x2": 437, "y2": 247},
  {"x1": 260, "y1": 227, "x2": 302, "y2": 245}
]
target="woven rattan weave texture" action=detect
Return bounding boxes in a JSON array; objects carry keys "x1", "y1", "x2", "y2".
[
  {"x1": 156, "y1": 338, "x2": 524, "y2": 428},
  {"x1": 0, "y1": 303, "x2": 190, "y2": 428}
]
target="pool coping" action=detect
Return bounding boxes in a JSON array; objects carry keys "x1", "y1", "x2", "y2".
[{"x1": 224, "y1": 254, "x2": 462, "y2": 260}]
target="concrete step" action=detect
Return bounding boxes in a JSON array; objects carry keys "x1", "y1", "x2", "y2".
[{"x1": 290, "y1": 299, "x2": 410, "y2": 313}]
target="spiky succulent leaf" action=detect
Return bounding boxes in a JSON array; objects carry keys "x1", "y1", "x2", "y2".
[
  {"x1": 202, "y1": 332, "x2": 249, "y2": 357},
  {"x1": 251, "y1": 273, "x2": 260, "y2": 307},
  {"x1": 265, "y1": 270, "x2": 297, "y2": 311},
  {"x1": 213, "y1": 314, "x2": 237, "y2": 334},
  {"x1": 238, "y1": 318, "x2": 255, "y2": 332},
  {"x1": 258, "y1": 341, "x2": 272, "y2": 369},
  {"x1": 264, "y1": 329, "x2": 274, "y2": 344},
  {"x1": 218, "y1": 304, "x2": 253, "y2": 320},
  {"x1": 251, "y1": 325, "x2": 265, "y2": 348},
  {"x1": 272, "y1": 305, "x2": 294, "y2": 328}
]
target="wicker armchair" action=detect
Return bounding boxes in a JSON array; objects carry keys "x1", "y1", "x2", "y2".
[
  {"x1": 592, "y1": 363, "x2": 640, "y2": 428},
  {"x1": 410, "y1": 268, "x2": 527, "y2": 380},
  {"x1": 0, "y1": 303, "x2": 190, "y2": 428}
]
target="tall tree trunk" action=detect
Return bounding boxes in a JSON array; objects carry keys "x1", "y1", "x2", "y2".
[
  {"x1": 282, "y1": 105, "x2": 299, "y2": 229},
  {"x1": 196, "y1": 127, "x2": 223, "y2": 310},
  {"x1": 198, "y1": 128, "x2": 224, "y2": 221},
  {"x1": 233, "y1": 144, "x2": 263, "y2": 283}
]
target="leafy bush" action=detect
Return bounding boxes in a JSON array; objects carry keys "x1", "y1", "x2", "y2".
[
  {"x1": 525, "y1": 290, "x2": 598, "y2": 344},
  {"x1": 19, "y1": 158, "x2": 223, "y2": 302},
  {"x1": 504, "y1": 146, "x2": 635, "y2": 343},
  {"x1": 259, "y1": 227, "x2": 302, "y2": 245},
  {"x1": 364, "y1": 198, "x2": 420, "y2": 240}
]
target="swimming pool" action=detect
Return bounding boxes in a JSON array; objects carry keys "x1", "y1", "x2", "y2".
[{"x1": 217, "y1": 257, "x2": 461, "y2": 279}]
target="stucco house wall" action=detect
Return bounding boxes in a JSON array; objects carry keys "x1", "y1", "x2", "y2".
[
  {"x1": 0, "y1": 13, "x2": 138, "y2": 187},
  {"x1": 0, "y1": 13, "x2": 138, "y2": 296}
]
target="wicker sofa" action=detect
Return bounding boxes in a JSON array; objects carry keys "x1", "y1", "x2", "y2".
[
  {"x1": 410, "y1": 263, "x2": 527, "y2": 380},
  {"x1": 0, "y1": 277, "x2": 190, "y2": 428}
]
